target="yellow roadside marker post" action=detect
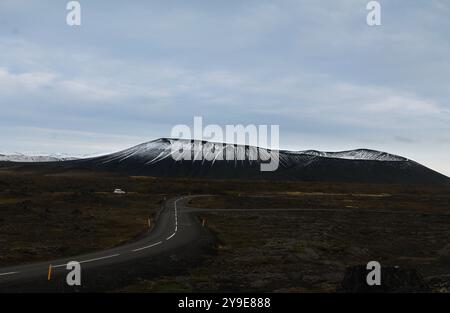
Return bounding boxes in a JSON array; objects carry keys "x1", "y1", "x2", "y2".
[{"x1": 47, "y1": 264, "x2": 52, "y2": 281}]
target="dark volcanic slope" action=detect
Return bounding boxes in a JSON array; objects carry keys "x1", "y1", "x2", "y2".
[{"x1": 54, "y1": 138, "x2": 448, "y2": 184}]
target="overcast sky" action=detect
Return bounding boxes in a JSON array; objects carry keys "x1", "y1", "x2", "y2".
[{"x1": 1, "y1": 0, "x2": 450, "y2": 175}]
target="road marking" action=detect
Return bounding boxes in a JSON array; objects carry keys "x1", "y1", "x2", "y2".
[
  {"x1": 0, "y1": 195, "x2": 205, "y2": 279},
  {"x1": 132, "y1": 241, "x2": 163, "y2": 252},
  {"x1": 53, "y1": 254, "x2": 120, "y2": 268},
  {"x1": 0, "y1": 272, "x2": 19, "y2": 277},
  {"x1": 80, "y1": 253, "x2": 121, "y2": 264},
  {"x1": 166, "y1": 196, "x2": 188, "y2": 240},
  {"x1": 78, "y1": 254, "x2": 121, "y2": 265},
  {"x1": 174, "y1": 198, "x2": 180, "y2": 229}
]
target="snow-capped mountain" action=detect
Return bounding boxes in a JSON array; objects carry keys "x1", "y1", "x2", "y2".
[
  {"x1": 97, "y1": 138, "x2": 277, "y2": 166},
  {"x1": 3, "y1": 138, "x2": 447, "y2": 184},
  {"x1": 0, "y1": 153, "x2": 77, "y2": 163},
  {"x1": 71, "y1": 138, "x2": 447, "y2": 184},
  {"x1": 294, "y1": 149, "x2": 407, "y2": 162},
  {"x1": 95, "y1": 138, "x2": 409, "y2": 166}
]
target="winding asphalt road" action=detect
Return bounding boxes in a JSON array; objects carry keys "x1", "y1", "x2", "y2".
[
  {"x1": 2, "y1": 194, "x2": 442, "y2": 292},
  {"x1": 0, "y1": 195, "x2": 211, "y2": 292}
]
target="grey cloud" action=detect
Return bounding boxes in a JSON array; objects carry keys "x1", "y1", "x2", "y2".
[{"x1": 0, "y1": 1, "x2": 449, "y2": 175}]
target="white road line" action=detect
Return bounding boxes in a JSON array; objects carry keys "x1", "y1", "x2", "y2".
[
  {"x1": 53, "y1": 253, "x2": 121, "y2": 268},
  {"x1": 167, "y1": 195, "x2": 190, "y2": 239},
  {"x1": 0, "y1": 271, "x2": 19, "y2": 277},
  {"x1": 79, "y1": 254, "x2": 121, "y2": 264},
  {"x1": 132, "y1": 241, "x2": 163, "y2": 252},
  {"x1": 0, "y1": 196, "x2": 194, "y2": 277},
  {"x1": 174, "y1": 198, "x2": 180, "y2": 229},
  {"x1": 166, "y1": 232, "x2": 176, "y2": 240}
]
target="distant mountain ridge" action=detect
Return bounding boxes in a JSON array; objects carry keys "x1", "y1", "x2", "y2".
[
  {"x1": 94, "y1": 139, "x2": 409, "y2": 164},
  {"x1": 72, "y1": 138, "x2": 448, "y2": 184},
  {"x1": 1, "y1": 138, "x2": 447, "y2": 184},
  {"x1": 0, "y1": 153, "x2": 77, "y2": 162},
  {"x1": 295, "y1": 149, "x2": 407, "y2": 162}
]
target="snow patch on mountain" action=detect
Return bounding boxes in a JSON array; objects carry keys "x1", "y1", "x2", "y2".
[
  {"x1": 0, "y1": 153, "x2": 78, "y2": 163},
  {"x1": 99, "y1": 138, "x2": 277, "y2": 166},
  {"x1": 295, "y1": 149, "x2": 407, "y2": 161},
  {"x1": 99, "y1": 138, "x2": 407, "y2": 167},
  {"x1": 0, "y1": 138, "x2": 408, "y2": 164}
]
